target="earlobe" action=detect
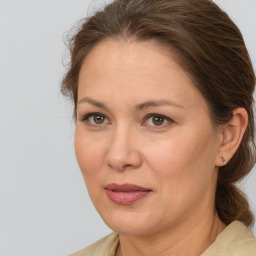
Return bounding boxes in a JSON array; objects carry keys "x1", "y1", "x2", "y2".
[{"x1": 216, "y1": 108, "x2": 248, "y2": 167}]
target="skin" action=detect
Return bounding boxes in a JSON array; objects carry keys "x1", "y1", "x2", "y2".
[{"x1": 75, "y1": 39, "x2": 248, "y2": 256}]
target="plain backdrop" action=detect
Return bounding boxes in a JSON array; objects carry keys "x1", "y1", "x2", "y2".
[{"x1": 0, "y1": 0, "x2": 255, "y2": 255}]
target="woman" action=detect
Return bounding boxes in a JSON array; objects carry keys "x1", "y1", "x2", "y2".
[{"x1": 62, "y1": 0, "x2": 256, "y2": 255}]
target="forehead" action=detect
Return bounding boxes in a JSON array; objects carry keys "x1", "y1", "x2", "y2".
[
  {"x1": 78, "y1": 39, "x2": 207, "y2": 111},
  {"x1": 79, "y1": 39, "x2": 183, "y2": 81}
]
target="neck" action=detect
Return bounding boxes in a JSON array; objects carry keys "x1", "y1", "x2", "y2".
[{"x1": 115, "y1": 212, "x2": 226, "y2": 256}]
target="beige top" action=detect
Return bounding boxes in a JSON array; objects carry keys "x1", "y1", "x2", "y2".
[{"x1": 69, "y1": 221, "x2": 256, "y2": 256}]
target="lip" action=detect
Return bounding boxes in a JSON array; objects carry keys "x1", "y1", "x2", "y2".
[{"x1": 105, "y1": 183, "x2": 152, "y2": 205}]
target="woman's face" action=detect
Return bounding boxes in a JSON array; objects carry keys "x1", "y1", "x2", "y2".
[{"x1": 75, "y1": 40, "x2": 222, "y2": 235}]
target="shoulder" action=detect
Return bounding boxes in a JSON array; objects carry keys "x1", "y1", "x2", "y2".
[
  {"x1": 202, "y1": 221, "x2": 256, "y2": 256},
  {"x1": 69, "y1": 232, "x2": 119, "y2": 256}
]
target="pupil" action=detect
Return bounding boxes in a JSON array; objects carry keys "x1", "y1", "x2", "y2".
[{"x1": 153, "y1": 116, "x2": 164, "y2": 125}]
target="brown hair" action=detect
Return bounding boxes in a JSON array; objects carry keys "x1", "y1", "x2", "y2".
[{"x1": 62, "y1": 0, "x2": 256, "y2": 227}]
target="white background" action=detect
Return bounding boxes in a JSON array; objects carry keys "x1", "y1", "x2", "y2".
[{"x1": 0, "y1": 0, "x2": 255, "y2": 255}]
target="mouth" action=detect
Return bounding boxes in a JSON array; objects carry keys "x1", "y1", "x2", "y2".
[{"x1": 105, "y1": 183, "x2": 152, "y2": 205}]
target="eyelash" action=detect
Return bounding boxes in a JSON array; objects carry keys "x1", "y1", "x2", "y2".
[
  {"x1": 80, "y1": 112, "x2": 174, "y2": 128},
  {"x1": 80, "y1": 112, "x2": 109, "y2": 126},
  {"x1": 143, "y1": 113, "x2": 173, "y2": 127}
]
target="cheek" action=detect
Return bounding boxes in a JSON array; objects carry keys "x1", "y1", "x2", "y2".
[
  {"x1": 143, "y1": 129, "x2": 218, "y2": 219},
  {"x1": 144, "y1": 125, "x2": 217, "y2": 190},
  {"x1": 74, "y1": 130, "x2": 109, "y2": 205},
  {"x1": 74, "y1": 130, "x2": 107, "y2": 177}
]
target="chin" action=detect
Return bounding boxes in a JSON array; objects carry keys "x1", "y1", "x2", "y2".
[
  {"x1": 104, "y1": 217, "x2": 153, "y2": 235},
  {"x1": 98, "y1": 207, "x2": 162, "y2": 236}
]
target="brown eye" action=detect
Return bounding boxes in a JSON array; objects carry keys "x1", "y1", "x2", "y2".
[
  {"x1": 80, "y1": 112, "x2": 110, "y2": 127},
  {"x1": 143, "y1": 114, "x2": 173, "y2": 128},
  {"x1": 152, "y1": 116, "x2": 165, "y2": 126},
  {"x1": 81, "y1": 113, "x2": 108, "y2": 126},
  {"x1": 93, "y1": 115, "x2": 105, "y2": 124}
]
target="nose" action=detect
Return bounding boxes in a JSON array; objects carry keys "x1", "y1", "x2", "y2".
[{"x1": 105, "y1": 126, "x2": 142, "y2": 172}]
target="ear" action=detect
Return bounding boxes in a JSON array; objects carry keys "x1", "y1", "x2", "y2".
[{"x1": 215, "y1": 108, "x2": 248, "y2": 167}]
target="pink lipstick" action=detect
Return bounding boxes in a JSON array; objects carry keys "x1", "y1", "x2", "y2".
[{"x1": 105, "y1": 183, "x2": 152, "y2": 205}]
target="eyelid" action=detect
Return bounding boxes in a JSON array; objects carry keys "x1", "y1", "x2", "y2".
[
  {"x1": 79, "y1": 112, "x2": 110, "y2": 124},
  {"x1": 79, "y1": 112, "x2": 173, "y2": 128},
  {"x1": 143, "y1": 113, "x2": 174, "y2": 127}
]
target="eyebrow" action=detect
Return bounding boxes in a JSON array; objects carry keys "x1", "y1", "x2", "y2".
[
  {"x1": 78, "y1": 97, "x2": 108, "y2": 109},
  {"x1": 78, "y1": 97, "x2": 184, "y2": 111},
  {"x1": 135, "y1": 99, "x2": 184, "y2": 111}
]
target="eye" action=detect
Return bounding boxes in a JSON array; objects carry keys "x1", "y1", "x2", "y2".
[
  {"x1": 143, "y1": 114, "x2": 173, "y2": 127},
  {"x1": 80, "y1": 113, "x2": 109, "y2": 126},
  {"x1": 91, "y1": 115, "x2": 106, "y2": 124}
]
